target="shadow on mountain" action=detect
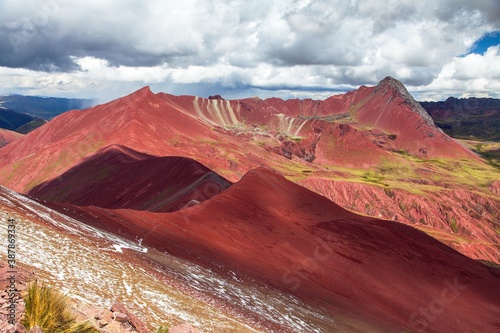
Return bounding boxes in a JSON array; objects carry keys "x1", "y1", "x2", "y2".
[{"x1": 28, "y1": 144, "x2": 231, "y2": 212}]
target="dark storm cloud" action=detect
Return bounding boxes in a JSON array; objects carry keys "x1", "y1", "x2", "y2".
[
  {"x1": 0, "y1": 19, "x2": 193, "y2": 72},
  {"x1": 0, "y1": 0, "x2": 496, "y2": 70},
  {"x1": 0, "y1": 0, "x2": 204, "y2": 71},
  {"x1": 0, "y1": 28, "x2": 78, "y2": 71}
]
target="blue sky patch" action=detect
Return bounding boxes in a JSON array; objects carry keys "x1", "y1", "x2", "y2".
[{"x1": 469, "y1": 31, "x2": 500, "y2": 55}]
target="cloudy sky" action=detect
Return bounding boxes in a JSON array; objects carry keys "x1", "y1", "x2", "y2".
[{"x1": 0, "y1": 0, "x2": 499, "y2": 102}]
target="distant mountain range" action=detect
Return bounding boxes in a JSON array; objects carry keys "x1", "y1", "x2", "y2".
[
  {"x1": 0, "y1": 94, "x2": 95, "y2": 134},
  {"x1": 0, "y1": 107, "x2": 44, "y2": 133},
  {"x1": 421, "y1": 97, "x2": 500, "y2": 141},
  {"x1": 0, "y1": 94, "x2": 95, "y2": 119}
]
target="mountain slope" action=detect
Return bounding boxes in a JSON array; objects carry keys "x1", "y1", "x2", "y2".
[
  {"x1": 158, "y1": 76, "x2": 477, "y2": 161},
  {"x1": 0, "y1": 128, "x2": 23, "y2": 148},
  {"x1": 49, "y1": 167, "x2": 500, "y2": 333},
  {"x1": 3, "y1": 185, "x2": 335, "y2": 333},
  {"x1": 1, "y1": 79, "x2": 500, "y2": 332},
  {"x1": 0, "y1": 78, "x2": 479, "y2": 193},
  {"x1": 0, "y1": 87, "x2": 233, "y2": 192},
  {"x1": 29, "y1": 145, "x2": 231, "y2": 212},
  {"x1": 339, "y1": 77, "x2": 479, "y2": 159}
]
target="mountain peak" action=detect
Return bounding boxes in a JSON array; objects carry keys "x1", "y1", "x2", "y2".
[
  {"x1": 378, "y1": 76, "x2": 403, "y2": 87},
  {"x1": 135, "y1": 86, "x2": 152, "y2": 94},
  {"x1": 116, "y1": 86, "x2": 155, "y2": 104},
  {"x1": 377, "y1": 76, "x2": 414, "y2": 99},
  {"x1": 376, "y1": 76, "x2": 435, "y2": 126}
]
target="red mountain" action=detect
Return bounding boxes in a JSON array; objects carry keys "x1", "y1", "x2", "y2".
[
  {"x1": 0, "y1": 86, "x2": 264, "y2": 192},
  {"x1": 344, "y1": 77, "x2": 472, "y2": 158},
  {"x1": 0, "y1": 128, "x2": 22, "y2": 148},
  {"x1": 0, "y1": 77, "x2": 478, "y2": 192},
  {"x1": 48, "y1": 167, "x2": 500, "y2": 333},
  {"x1": 28, "y1": 145, "x2": 231, "y2": 212},
  {"x1": 0, "y1": 77, "x2": 498, "y2": 265},
  {"x1": 156, "y1": 77, "x2": 478, "y2": 165}
]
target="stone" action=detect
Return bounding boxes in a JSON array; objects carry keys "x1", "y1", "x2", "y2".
[
  {"x1": 97, "y1": 320, "x2": 108, "y2": 328},
  {"x1": 27, "y1": 326, "x2": 43, "y2": 333},
  {"x1": 114, "y1": 312, "x2": 129, "y2": 323},
  {"x1": 93, "y1": 308, "x2": 113, "y2": 322},
  {"x1": 111, "y1": 302, "x2": 149, "y2": 333},
  {"x1": 169, "y1": 323, "x2": 201, "y2": 333},
  {"x1": 15, "y1": 323, "x2": 27, "y2": 333}
]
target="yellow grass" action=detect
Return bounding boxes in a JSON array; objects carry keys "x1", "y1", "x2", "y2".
[{"x1": 22, "y1": 281, "x2": 98, "y2": 333}]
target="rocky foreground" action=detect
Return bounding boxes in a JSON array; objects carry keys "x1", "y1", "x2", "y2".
[{"x1": 0, "y1": 264, "x2": 201, "y2": 333}]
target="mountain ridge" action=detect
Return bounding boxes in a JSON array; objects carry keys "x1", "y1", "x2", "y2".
[
  {"x1": 1, "y1": 77, "x2": 499, "y2": 332},
  {"x1": 421, "y1": 96, "x2": 500, "y2": 141},
  {"x1": 29, "y1": 144, "x2": 231, "y2": 212},
  {"x1": 0, "y1": 128, "x2": 23, "y2": 148}
]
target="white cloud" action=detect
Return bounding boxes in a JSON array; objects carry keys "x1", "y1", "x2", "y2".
[
  {"x1": 0, "y1": 0, "x2": 499, "y2": 100},
  {"x1": 417, "y1": 46, "x2": 500, "y2": 99}
]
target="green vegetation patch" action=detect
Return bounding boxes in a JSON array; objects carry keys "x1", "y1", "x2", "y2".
[
  {"x1": 298, "y1": 113, "x2": 355, "y2": 124},
  {"x1": 449, "y1": 216, "x2": 459, "y2": 233},
  {"x1": 471, "y1": 141, "x2": 500, "y2": 168},
  {"x1": 361, "y1": 171, "x2": 387, "y2": 185},
  {"x1": 156, "y1": 325, "x2": 170, "y2": 333}
]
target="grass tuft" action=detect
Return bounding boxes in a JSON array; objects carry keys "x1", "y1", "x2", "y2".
[
  {"x1": 156, "y1": 325, "x2": 170, "y2": 333},
  {"x1": 449, "y1": 216, "x2": 459, "y2": 233},
  {"x1": 361, "y1": 171, "x2": 386, "y2": 185},
  {"x1": 22, "y1": 281, "x2": 98, "y2": 333}
]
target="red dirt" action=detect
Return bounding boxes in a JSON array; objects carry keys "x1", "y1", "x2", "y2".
[
  {"x1": 28, "y1": 145, "x2": 231, "y2": 212},
  {"x1": 0, "y1": 128, "x2": 23, "y2": 148},
  {"x1": 300, "y1": 177, "x2": 500, "y2": 264},
  {"x1": 2, "y1": 76, "x2": 497, "y2": 330},
  {"x1": 49, "y1": 168, "x2": 500, "y2": 333},
  {"x1": 156, "y1": 77, "x2": 478, "y2": 164}
]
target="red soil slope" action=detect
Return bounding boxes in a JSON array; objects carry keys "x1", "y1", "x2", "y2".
[
  {"x1": 301, "y1": 177, "x2": 500, "y2": 264},
  {"x1": 51, "y1": 168, "x2": 500, "y2": 333},
  {"x1": 28, "y1": 145, "x2": 231, "y2": 212},
  {"x1": 345, "y1": 77, "x2": 480, "y2": 159},
  {"x1": 0, "y1": 87, "x2": 242, "y2": 192},
  {"x1": 0, "y1": 86, "x2": 214, "y2": 166},
  {"x1": 0, "y1": 128, "x2": 22, "y2": 148}
]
